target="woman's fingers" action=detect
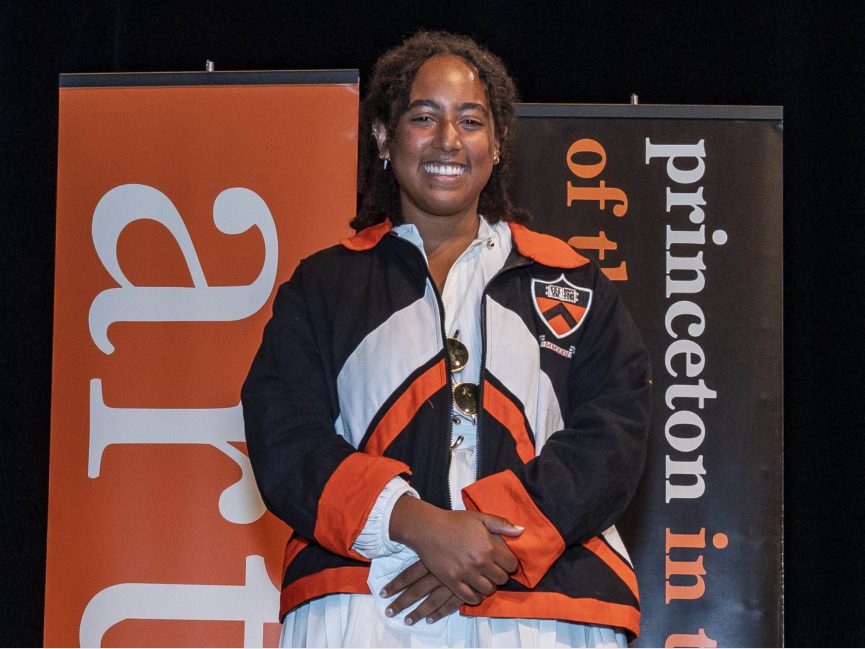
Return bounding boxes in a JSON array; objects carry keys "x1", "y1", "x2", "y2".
[
  {"x1": 382, "y1": 558, "x2": 483, "y2": 610},
  {"x1": 385, "y1": 570, "x2": 440, "y2": 618},
  {"x1": 484, "y1": 560, "x2": 511, "y2": 586},
  {"x1": 381, "y1": 559, "x2": 427, "y2": 598},
  {"x1": 491, "y1": 537, "x2": 519, "y2": 575},
  {"x1": 454, "y1": 582, "x2": 483, "y2": 605},
  {"x1": 468, "y1": 574, "x2": 498, "y2": 597},
  {"x1": 479, "y1": 513, "x2": 525, "y2": 538},
  {"x1": 403, "y1": 585, "x2": 453, "y2": 625},
  {"x1": 424, "y1": 595, "x2": 463, "y2": 624}
]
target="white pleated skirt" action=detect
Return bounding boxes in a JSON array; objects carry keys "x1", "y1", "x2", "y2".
[{"x1": 280, "y1": 593, "x2": 627, "y2": 648}]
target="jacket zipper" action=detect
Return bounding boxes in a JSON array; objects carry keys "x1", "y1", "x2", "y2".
[
  {"x1": 475, "y1": 254, "x2": 534, "y2": 481},
  {"x1": 390, "y1": 234, "x2": 456, "y2": 509},
  {"x1": 390, "y1": 233, "x2": 534, "y2": 499}
]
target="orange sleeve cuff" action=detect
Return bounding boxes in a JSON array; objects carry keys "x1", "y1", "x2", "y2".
[
  {"x1": 462, "y1": 470, "x2": 565, "y2": 587},
  {"x1": 314, "y1": 452, "x2": 411, "y2": 561}
]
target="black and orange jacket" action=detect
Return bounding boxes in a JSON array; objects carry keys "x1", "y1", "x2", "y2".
[{"x1": 241, "y1": 220, "x2": 651, "y2": 639}]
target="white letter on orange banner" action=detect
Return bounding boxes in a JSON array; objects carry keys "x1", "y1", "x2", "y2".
[
  {"x1": 79, "y1": 555, "x2": 278, "y2": 648},
  {"x1": 88, "y1": 184, "x2": 278, "y2": 354},
  {"x1": 88, "y1": 379, "x2": 264, "y2": 524}
]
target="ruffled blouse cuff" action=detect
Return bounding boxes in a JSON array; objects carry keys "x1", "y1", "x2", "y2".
[{"x1": 351, "y1": 476, "x2": 419, "y2": 559}]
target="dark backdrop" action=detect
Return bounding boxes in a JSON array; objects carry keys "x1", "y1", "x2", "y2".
[{"x1": 2, "y1": 1, "x2": 862, "y2": 646}]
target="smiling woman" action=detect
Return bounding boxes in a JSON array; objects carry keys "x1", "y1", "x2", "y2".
[
  {"x1": 376, "y1": 56, "x2": 497, "y2": 219},
  {"x1": 354, "y1": 31, "x2": 529, "y2": 233},
  {"x1": 373, "y1": 54, "x2": 500, "y2": 288},
  {"x1": 242, "y1": 30, "x2": 651, "y2": 648}
]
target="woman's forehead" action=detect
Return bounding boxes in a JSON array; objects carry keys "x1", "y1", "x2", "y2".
[{"x1": 409, "y1": 55, "x2": 489, "y2": 106}]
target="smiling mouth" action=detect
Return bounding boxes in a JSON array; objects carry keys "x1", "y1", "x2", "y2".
[{"x1": 422, "y1": 163, "x2": 467, "y2": 176}]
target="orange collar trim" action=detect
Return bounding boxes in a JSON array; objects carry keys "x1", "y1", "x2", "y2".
[
  {"x1": 340, "y1": 219, "x2": 393, "y2": 251},
  {"x1": 508, "y1": 223, "x2": 589, "y2": 269},
  {"x1": 340, "y1": 219, "x2": 589, "y2": 269}
]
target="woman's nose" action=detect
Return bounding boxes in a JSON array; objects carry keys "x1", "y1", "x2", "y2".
[{"x1": 433, "y1": 120, "x2": 460, "y2": 152}]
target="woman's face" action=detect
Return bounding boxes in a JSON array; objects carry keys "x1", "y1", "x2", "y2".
[{"x1": 378, "y1": 55, "x2": 498, "y2": 224}]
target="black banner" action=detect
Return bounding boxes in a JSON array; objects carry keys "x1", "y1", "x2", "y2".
[{"x1": 511, "y1": 105, "x2": 783, "y2": 647}]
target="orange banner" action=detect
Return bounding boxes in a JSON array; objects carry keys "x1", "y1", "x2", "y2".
[{"x1": 46, "y1": 72, "x2": 358, "y2": 647}]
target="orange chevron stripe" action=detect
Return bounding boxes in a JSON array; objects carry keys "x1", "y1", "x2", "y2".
[
  {"x1": 363, "y1": 359, "x2": 448, "y2": 455},
  {"x1": 535, "y1": 295, "x2": 562, "y2": 314},
  {"x1": 583, "y1": 536, "x2": 640, "y2": 601},
  {"x1": 547, "y1": 313, "x2": 572, "y2": 336},
  {"x1": 482, "y1": 380, "x2": 535, "y2": 464},
  {"x1": 563, "y1": 301, "x2": 587, "y2": 322}
]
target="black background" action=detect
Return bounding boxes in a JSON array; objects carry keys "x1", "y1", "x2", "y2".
[{"x1": 1, "y1": 1, "x2": 861, "y2": 646}]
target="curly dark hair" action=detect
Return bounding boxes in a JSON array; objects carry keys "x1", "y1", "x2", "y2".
[{"x1": 351, "y1": 30, "x2": 530, "y2": 231}]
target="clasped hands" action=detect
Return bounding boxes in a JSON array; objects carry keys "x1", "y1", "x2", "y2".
[{"x1": 383, "y1": 494, "x2": 523, "y2": 626}]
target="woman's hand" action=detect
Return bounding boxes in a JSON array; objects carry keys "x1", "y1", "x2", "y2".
[
  {"x1": 388, "y1": 494, "x2": 523, "y2": 604},
  {"x1": 380, "y1": 560, "x2": 462, "y2": 625}
]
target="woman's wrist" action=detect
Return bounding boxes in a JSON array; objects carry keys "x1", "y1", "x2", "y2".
[{"x1": 389, "y1": 492, "x2": 437, "y2": 548}]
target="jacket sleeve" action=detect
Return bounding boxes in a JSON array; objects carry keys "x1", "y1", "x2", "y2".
[
  {"x1": 242, "y1": 263, "x2": 411, "y2": 562},
  {"x1": 462, "y1": 263, "x2": 651, "y2": 587}
]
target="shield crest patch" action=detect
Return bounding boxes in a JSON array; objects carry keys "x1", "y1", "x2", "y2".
[{"x1": 532, "y1": 275, "x2": 593, "y2": 338}]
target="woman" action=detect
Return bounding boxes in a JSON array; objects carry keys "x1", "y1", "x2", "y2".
[{"x1": 242, "y1": 31, "x2": 651, "y2": 647}]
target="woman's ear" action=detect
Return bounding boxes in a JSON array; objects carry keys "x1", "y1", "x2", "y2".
[
  {"x1": 372, "y1": 120, "x2": 389, "y2": 160},
  {"x1": 493, "y1": 127, "x2": 506, "y2": 164}
]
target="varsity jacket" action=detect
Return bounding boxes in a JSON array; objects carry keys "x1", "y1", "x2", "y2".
[{"x1": 241, "y1": 220, "x2": 651, "y2": 639}]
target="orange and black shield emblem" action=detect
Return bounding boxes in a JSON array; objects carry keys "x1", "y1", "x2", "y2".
[{"x1": 532, "y1": 275, "x2": 593, "y2": 338}]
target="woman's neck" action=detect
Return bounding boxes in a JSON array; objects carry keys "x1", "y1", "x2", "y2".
[
  {"x1": 402, "y1": 210, "x2": 480, "y2": 291},
  {"x1": 410, "y1": 212, "x2": 478, "y2": 254}
]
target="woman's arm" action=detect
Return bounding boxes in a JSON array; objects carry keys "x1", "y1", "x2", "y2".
[
  {"x1": 242, "y1": 268, "x2": 410, "y2": 561},
  {"x1": 462, "y1": 263, "x2": 652, "y2": 587}
]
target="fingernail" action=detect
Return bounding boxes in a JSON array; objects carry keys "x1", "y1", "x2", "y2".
[
  {"x1": 379, "y1": 589, "x2": 388, "y2": 597},
  {"x1": 385, "y1": 607, "x2": 394, "y2": 617},
  {"x1": 514, "y1": 525, "x2": 525, "y2": 531},
  {"x1": 405, "y1": 616, "x2": 415, "y2": 626},
  {"x1": 426, "y1": 617, "x2": 434, "y2": 624}
]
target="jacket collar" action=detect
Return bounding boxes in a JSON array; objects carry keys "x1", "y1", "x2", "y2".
[
  {"x1": 339, "y1": 219, "x2": 392, "y2": 251},
  {"x1": 340, "y1": 218, "x2": 589, "y2": 269},
  {"x1": 507, "y1": 223, "x2": 589, "y2": 269}
]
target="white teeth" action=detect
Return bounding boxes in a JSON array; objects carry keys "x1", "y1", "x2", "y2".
[{"x1": 423, "y1": 163, "x2": 465, "y2": 176}]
